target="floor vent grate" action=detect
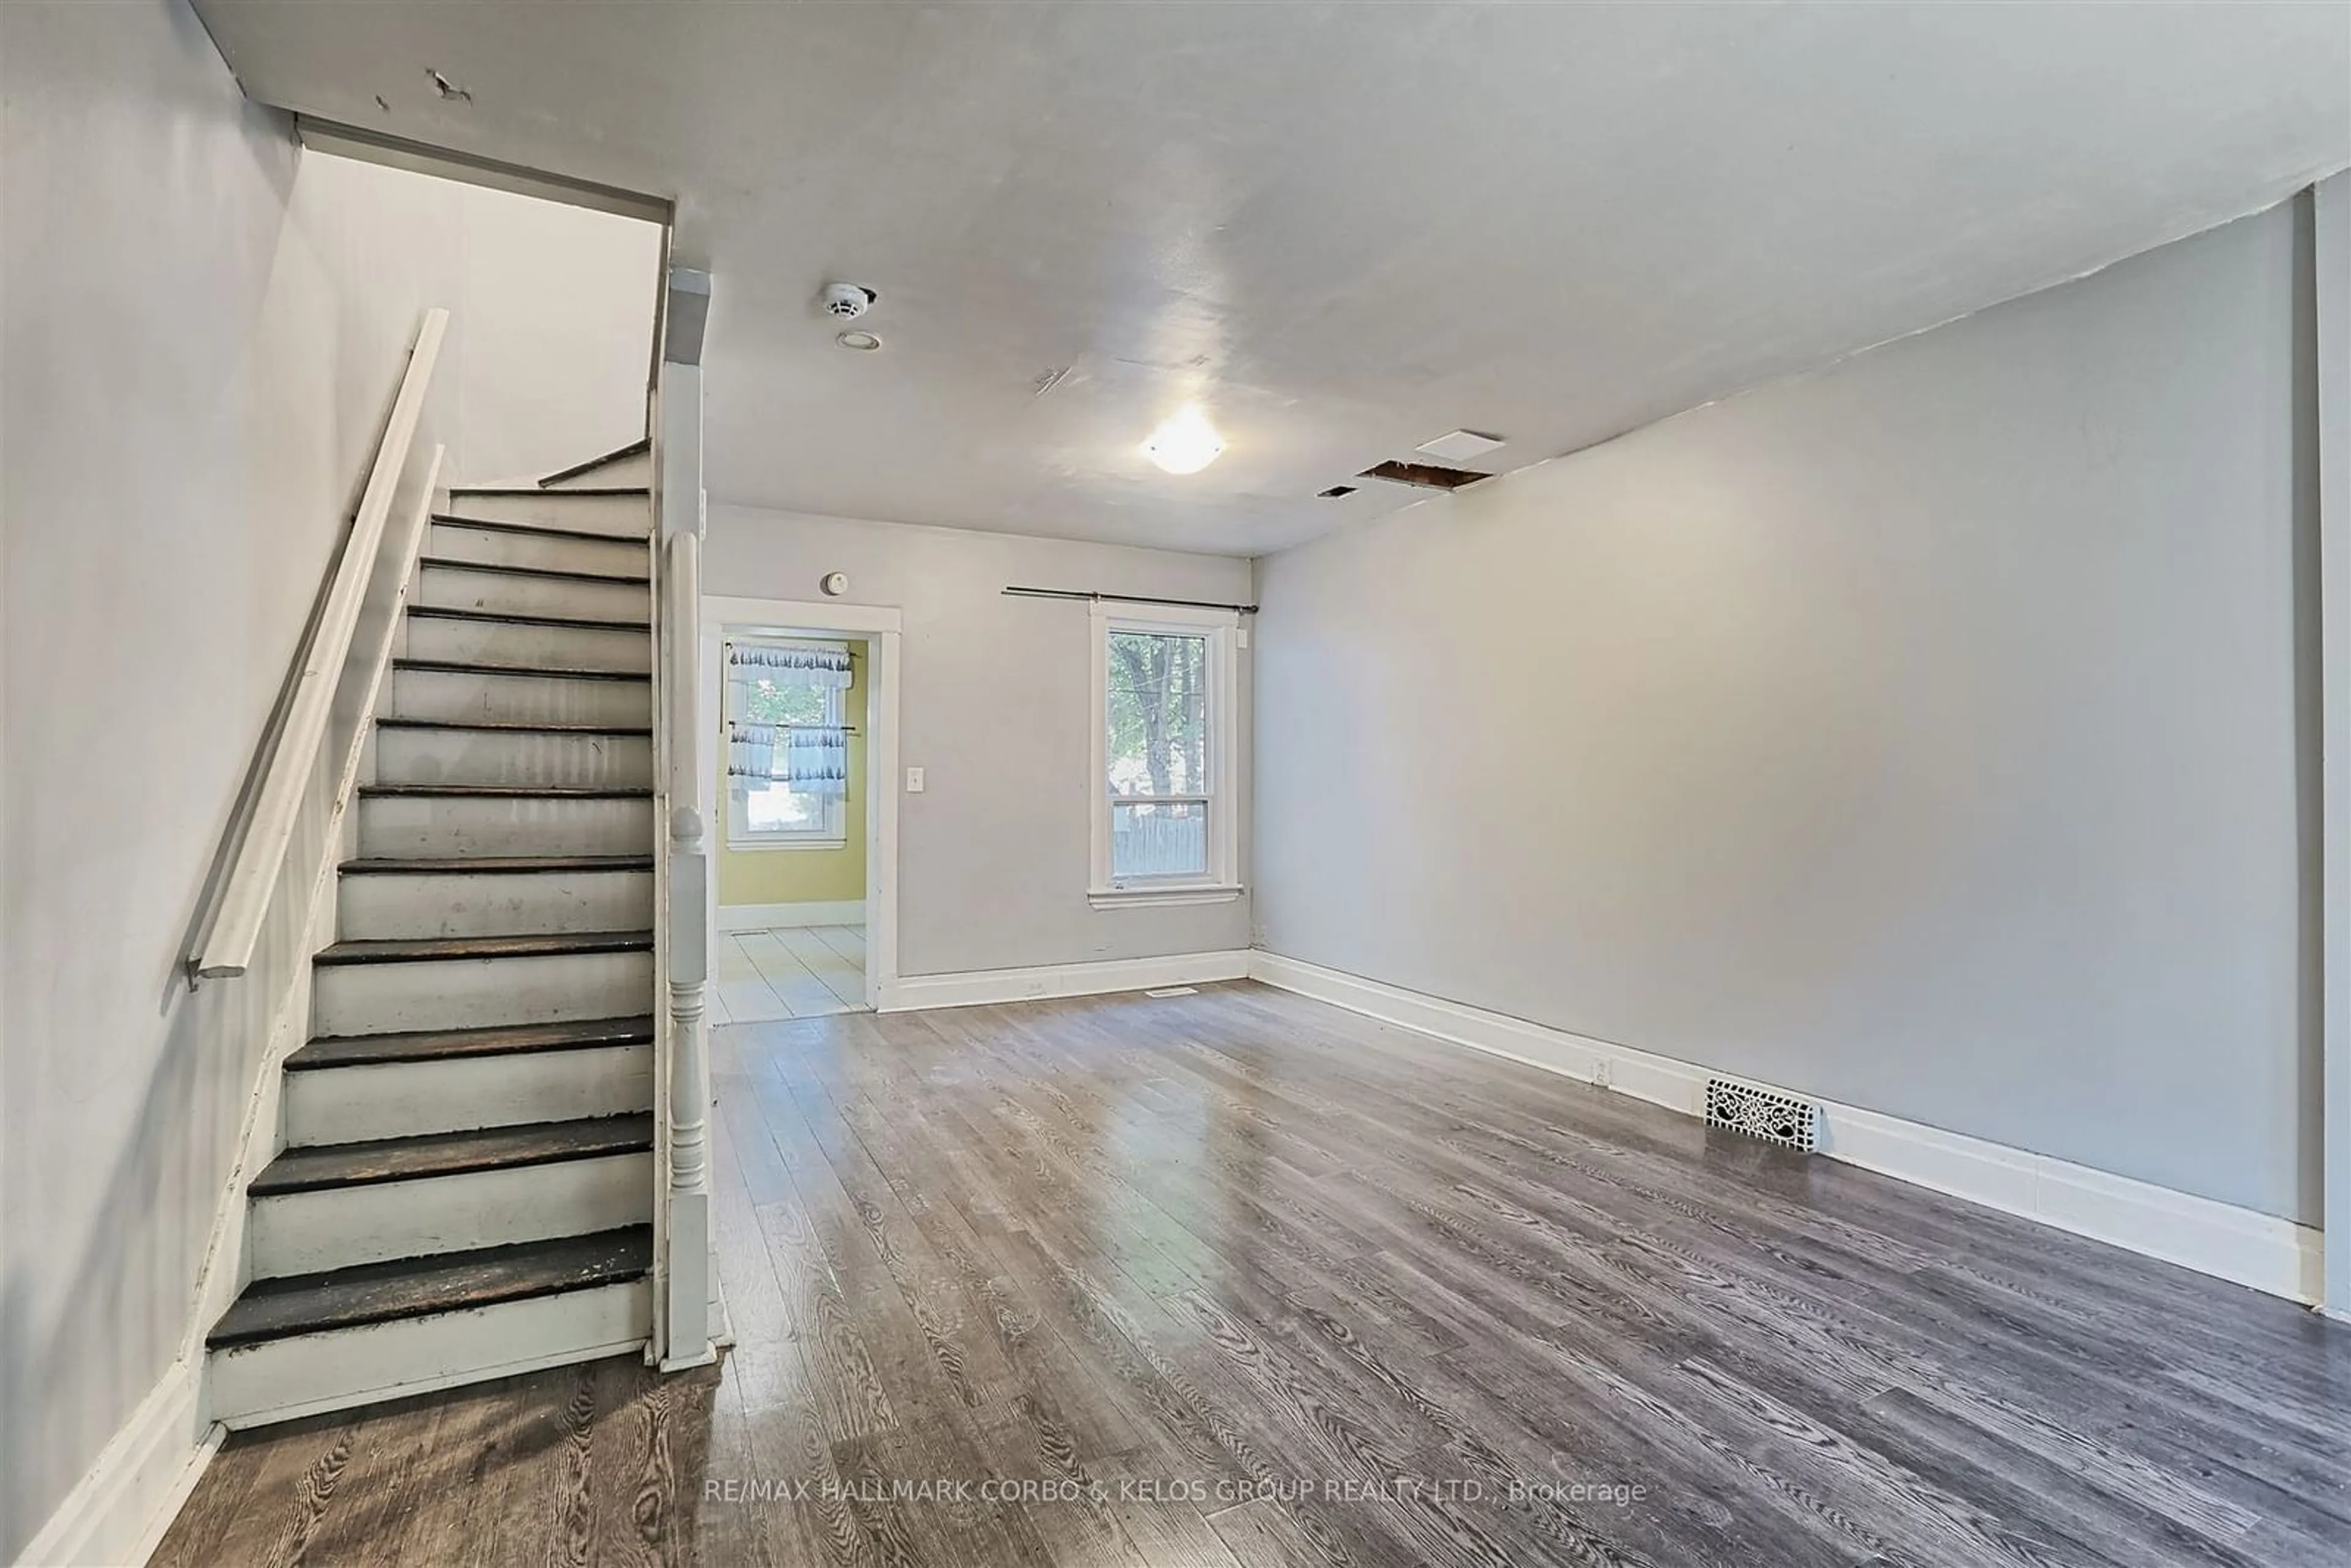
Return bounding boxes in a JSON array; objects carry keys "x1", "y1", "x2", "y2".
[
  {"x1": 1144, "y1": 986, "x2": 1199, "y2": 998},
  {"x1": 1704, "y1": 1078, "x2": 1820, "y2": 1152}
]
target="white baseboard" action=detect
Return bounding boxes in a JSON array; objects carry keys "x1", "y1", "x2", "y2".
[
  {"x1": 15, "y1": 1359, "x2": 220, "y2": 1568},
  {"x1": 880, "y1": 950, "x2": 1251, "y2": 1013},
  {"x1": 717, "y1": 899, "x2": 864, "y2": 932},
  {"x1": 1248, "y1": 952, "x2": 2324, "y2": 1307}
]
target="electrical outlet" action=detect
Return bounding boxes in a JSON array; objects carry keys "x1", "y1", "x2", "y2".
[{"x1": 1593, "y1": 1058, "x2": 1613, "y2": 1090}]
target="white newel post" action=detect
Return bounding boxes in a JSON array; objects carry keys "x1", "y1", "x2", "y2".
[
  {"x1": 655, "y1": 268, "x2": 717, "y2": 1370},
  {"x1": 661, "y1": 532, "x2": 712, "y2": 1370}
]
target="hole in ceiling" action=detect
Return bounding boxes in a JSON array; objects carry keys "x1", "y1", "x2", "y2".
[
  {"x1": 426, "y1": 68, "x2": 472, "y2": 103},
  {"x1": 1318, "y1": 485, "x2": 1358, "y2": 498},
  {"x1": 1358, "y1": 460, "x2": 1492, "y2": 492}
]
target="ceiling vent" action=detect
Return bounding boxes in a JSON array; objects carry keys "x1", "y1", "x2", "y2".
[
  {"x1": 1359, "y1": 459, "x2": 1491, "y2": 492},
  {"x1": 1414, "y1": 429, "x2": 1505, "y2": 464}
]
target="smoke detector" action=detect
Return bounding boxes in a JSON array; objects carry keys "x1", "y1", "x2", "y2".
[{"x1": 821, "y1": 282, "x2": 877, "y2": 320}]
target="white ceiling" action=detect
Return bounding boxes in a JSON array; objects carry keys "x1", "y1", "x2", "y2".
[{"x1": 195, "y1": 1, "x2": 2349, "y2": 557}]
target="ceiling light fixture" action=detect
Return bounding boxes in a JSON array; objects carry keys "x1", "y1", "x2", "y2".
[
  {"x1": 1142, "y1": 405, "x2": 1224, "y2": 475},
  {"x1": 836, "y1": 329, "x2": 882, "y2": 352}
]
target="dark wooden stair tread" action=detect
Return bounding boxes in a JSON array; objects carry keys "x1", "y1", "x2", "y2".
[
  {"x1": 392, "y1": 656, "x2": 650, "y2": 681},
  {"x1": 538, "y1": 437, "x2": 649, "y2": 487},
  {"x1": 374, "y1": 715, "x2": 652, "y2": 733},
  {"x1": 250, "y1": 1113, "x2": 655, "y2": 1196},
  {"x1": 416, "y1": 555, "x2": 650, "y2": 585},
  {"x1": 208, "y1": 1226, "x2": 652, "y2": 1347},
  {"x1": 406, "y1": 604, "x2": 649, "y2": 633},
  {"x1": 431, "y1": 513, "x2": 652, "y2": 544},
  {"x1": 358, "y1": 782, "x2": 652, "y2": 798},
  {"x1": 288, "y1": 1015, "x2": 658, "y2": 1071},
  {"x1": 340, "y1": 854, "x2": 655, "y2": 876},
  {"x1": 315, "y1": 929, "x2": 653, "y2": 965},
  {"x1": 449, "y1": 484, "x2": 650, "y2": 497}
]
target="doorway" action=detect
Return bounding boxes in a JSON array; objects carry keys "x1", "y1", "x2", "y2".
[{"x1": 699, "y1": 596, "x2": 902, "y2": 1018}]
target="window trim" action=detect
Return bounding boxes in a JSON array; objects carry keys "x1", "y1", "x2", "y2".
[
  {"x1": 724, "y1": 636, "x2": 851, "y2": 852},
  {"x1": 1089, "y1": 602, "x2": 1241, "y2": 907}
]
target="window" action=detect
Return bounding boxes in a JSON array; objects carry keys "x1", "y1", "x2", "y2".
[
  {"x1": 1090, "y1": 603, "x2": 1240, "y2": 905},
  {"x1": 725, "y1": 639, "x2": 852, "y2": 849}
]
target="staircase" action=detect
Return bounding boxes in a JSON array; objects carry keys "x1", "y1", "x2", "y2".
[{"x1": 204, "y1": 440, "x2": 673, "y2": 1424}]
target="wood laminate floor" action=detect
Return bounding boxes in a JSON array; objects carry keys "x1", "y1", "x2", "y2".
[{"x1": 154, "y1": 981, "x2": 2351, "y2": 1566}]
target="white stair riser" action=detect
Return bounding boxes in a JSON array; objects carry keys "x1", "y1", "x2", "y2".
[
  {"x1": 404, "y1": 614, "x2": 651, "y2": 673},
  {"x1": 373, "y1": 726, "x2": 654, "y2": 790},
  {"x1": 209, "y1": 1280, "x2": 650, "y2": 1428},
  {"x1": 249, "y1": 1153, "x2": 651, "y2": 1277},
  {"x1": 418, "y1": 563, "x2": 648, "y2": 623},
  {"x1": 442, "y1": 490, "x2": 651, "y2": 536},
  {"x1": 391, "y1": 668, "x2": 651, "y2": 727},
  {"x1": 339, "y1": 868, "x2": 654, "y2": 940},
  {"x1": 356, "y1": 793, "x2": 652, "y2": 858},
  {"x1": 547, "y1": 450, "x2": 651, "y2": 489},
  {"x1": 429, "y1": 521, "x2": 648, "y2": 577},
  {"x1": 282, "y1": 1045, "x2": 654, "y2": 1146},
  {"x1": 313, "y1": 949, "x2": 653, "y2": 1035}
]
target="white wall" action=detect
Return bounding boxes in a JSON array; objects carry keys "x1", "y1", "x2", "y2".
[
  {"x1": 1255, "y1": 196, "x2": 2321, "y2": 1225},
  {"x1": 284, "y1": 156, "x2": 659, "y2": 487},
  {"x1": 705, "y1": 506, "x2": 1254, "y2": 977},
  {"x1": 0, "y1": 2, "x2": 653, "y2": 1555},
  {"x1": 429, "y1": 176, "x2": 660, "y2": 483}
]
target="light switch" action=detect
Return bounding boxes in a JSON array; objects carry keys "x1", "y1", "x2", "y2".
[{"x1": 905, "y1": 767, "x2": 926, "y2": 793}]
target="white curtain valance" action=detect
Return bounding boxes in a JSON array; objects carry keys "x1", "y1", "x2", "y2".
[
  {"x1": 727, "y1": 721, "x2": 849, "y2": 798},
  {"x1": 727, "y1": 643, "x2": 852, "y2": 688}
]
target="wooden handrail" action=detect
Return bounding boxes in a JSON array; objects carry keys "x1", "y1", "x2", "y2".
[{"x1": 189, "y1": 309, "x2": 449, "y2": 983}]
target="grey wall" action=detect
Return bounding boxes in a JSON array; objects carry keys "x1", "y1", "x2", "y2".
[
  {"x1": 0, "y1": 2, "x2": 652, "y2": 1553},
  {"x1": 1254, "y1": 197, "x2": 2320, "y2": 1224},
  {"x1": 705, "y1": 505, "x2": 1253, "y2": 977},
  {"x1": 2317, "y1": 170, "x2": 2350, "y2": 1310}
]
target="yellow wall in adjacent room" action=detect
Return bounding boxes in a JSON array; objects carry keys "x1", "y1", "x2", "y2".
[{"x1": 717, "y1": 639, "x2": 869, "y2": 908}]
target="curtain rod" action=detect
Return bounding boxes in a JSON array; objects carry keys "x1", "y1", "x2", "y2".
[
  {"x1": 1002, "y1": 586, "x2": 1258, "y2": 615},
  {"x1": 727, "y1": 719, "x2": 860, "y2": 735}
]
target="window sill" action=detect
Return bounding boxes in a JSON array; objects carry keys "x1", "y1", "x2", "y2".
[
  {"x1": 727, "y1": 837, "x2": 849, "y2": 854},
  {"x1": 1088, "y1": 883, "x2": 1244, "y2": 910}
]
